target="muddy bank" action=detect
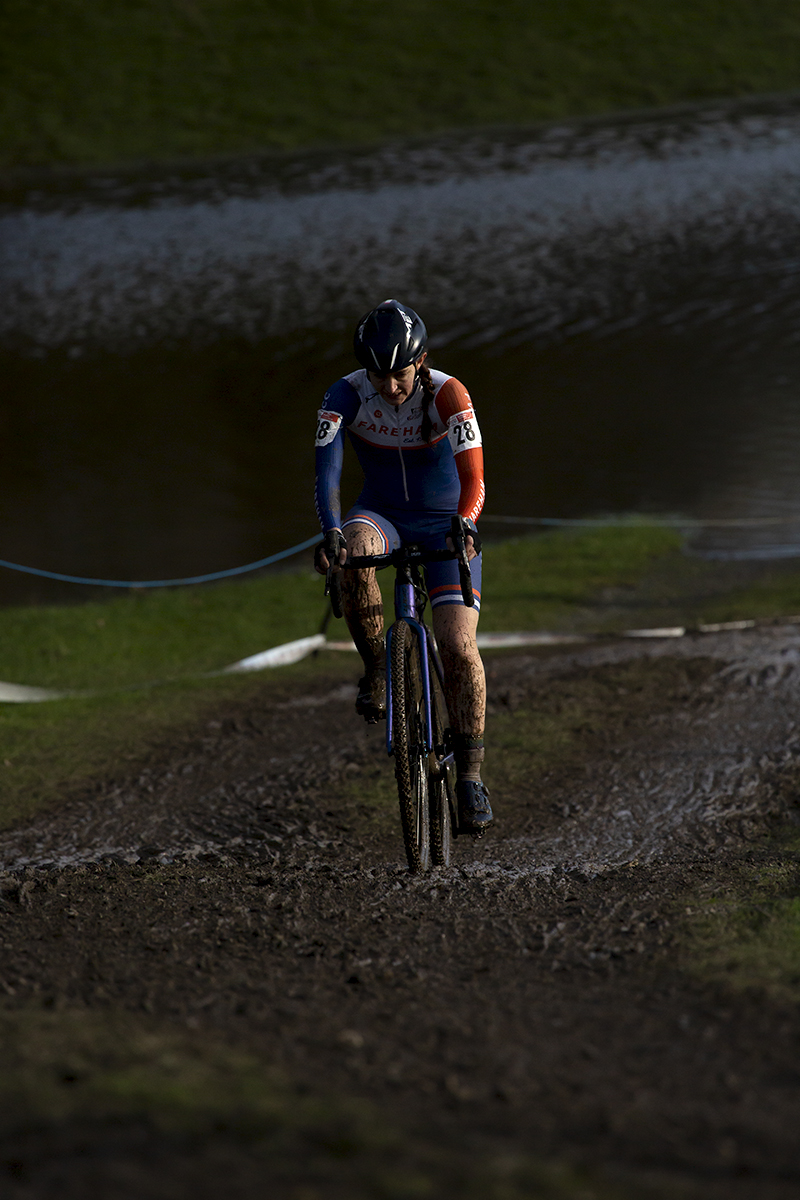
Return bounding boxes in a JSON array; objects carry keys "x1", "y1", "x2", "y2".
[
  {"x1": 0, "y1": 630, "x2": 799, "y2": 1197},
  {"x1": 3, "y1": 95, "x2": 800, "y2": 353}
]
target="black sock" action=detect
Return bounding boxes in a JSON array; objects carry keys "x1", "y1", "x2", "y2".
[{"x1": 452, "y1": 734, "x2": 484, "y2": 783}]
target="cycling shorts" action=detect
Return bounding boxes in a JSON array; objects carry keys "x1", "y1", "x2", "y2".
[{"x1": 341, "y1": 506, "x2": 482, "y2": 612}]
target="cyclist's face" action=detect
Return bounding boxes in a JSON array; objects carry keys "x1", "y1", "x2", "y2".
[{"x1": 367, "y1": 354, "x2": 426, "y2": 406}]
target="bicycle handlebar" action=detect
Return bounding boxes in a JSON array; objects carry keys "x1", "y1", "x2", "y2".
[
  {"x1": 330, "y1": 515, "x2": 475, "y2": 609},
  {"x1": 344, "y1": 548, "x2": 452, "y2": 569}
]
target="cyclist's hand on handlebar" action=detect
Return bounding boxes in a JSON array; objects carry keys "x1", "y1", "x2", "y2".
[
  {"x1": 314, "y1": 529, "x2": 347, "y2": 575},
  {"x1": 446, "y1": 516, "x2": 482, "y2": 561},
  {"x1": 445, "y1": 534, "x2": 478, "y2": 561}
]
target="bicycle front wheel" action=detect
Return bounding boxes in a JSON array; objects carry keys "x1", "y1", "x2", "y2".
[
  {"x1": 390, "y1": 619, "x2": 431, "y2": 873},
  {"x1": 428, "y1": 643, "x2": 454, "y2": 867}
]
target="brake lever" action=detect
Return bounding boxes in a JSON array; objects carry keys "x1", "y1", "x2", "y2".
[
  {"x1": 321, "y1": 532, "x2": 345, "y2": 619},
  {"x1": 450, "y1": 515, "x2": 475, "y2": 609}
]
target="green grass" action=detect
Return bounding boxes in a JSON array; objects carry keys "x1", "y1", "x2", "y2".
[
  {"x1": 5, "y1": 522, "x2": 800, "y2": 832},
  {"x1": 0, "y1": 565, "x2": 334, "y2": 826},
  {"x1": 0, "y1": 523, "x2": 672, "y2": 828},
  {"x1": 680, "y1": 834, "x2": 800, "y2": 1001},
  {"x1": 480, "y1": 523, "x2": 683, "y2": 631},
  {"x1": 2, "y1": 0, "x2": 800, "y2": 169},
  {"x1": 0, "y1": 524, "x2": 680, "y2": 696},
  {"x1": 0, "y1": 570, "x2": 326, "y2": 691},
  {"x1": 687, "y1": 574, "x2": 800, "y2": 625}
]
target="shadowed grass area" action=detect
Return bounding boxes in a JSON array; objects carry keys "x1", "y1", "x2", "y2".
[
  {"x1": 0, "y1": 673, "x2": 284, "y2": 827},
  {"x1": 680, "y1": 832, "x2": 800, "y2": 1002},
  {"x1": 0, "y1": 567, "x2": 336, "y2": 825},
  {"x1": 0, "y1": 1004, "x2": 634, "y2": 1199},
  {"x1": 2, "y1": 0, "x2": 800, "y2": 168}
]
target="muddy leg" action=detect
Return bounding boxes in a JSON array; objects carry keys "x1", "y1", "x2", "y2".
[
  {"x1": 340, "y1": 521, "x2": 385, "y2": 679},
  {"x1": 432, "y1": 604, "x2": 486, "y2": 779}
]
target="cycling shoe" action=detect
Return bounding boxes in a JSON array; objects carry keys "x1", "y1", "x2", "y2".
[
  {"x1": 355, "y1": 669, "x2": 386, "y2": 724},
  {"x1": 456, "y1": 779, "x2": 493, "y2": 836}
]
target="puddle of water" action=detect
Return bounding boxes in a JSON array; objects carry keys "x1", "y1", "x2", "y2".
[
  {"x1": 3, "y1": 99, "x2": 800, "y2": 603},
  {"x1": 4, "y1": 270, "x2": 800, "y2": 606}
]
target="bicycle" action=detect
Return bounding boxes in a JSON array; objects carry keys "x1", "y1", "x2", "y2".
[{"x1": 324, "y1": 515, "x2": 475, "y2": 873}]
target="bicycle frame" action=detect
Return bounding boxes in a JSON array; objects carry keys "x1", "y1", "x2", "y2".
[
  {"x1": 327, "y1": 533, "x2": 470, "y2": 866},
  {"x1": 330, "y1": 524, "x2": 471, "y2": 772}
]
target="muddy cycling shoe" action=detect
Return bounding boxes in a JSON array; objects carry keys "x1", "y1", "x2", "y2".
[
  {"x1": 456, "y1": 779, "x2": 493, "y2": 837},
  {"x1": 355, "y1": 669, "x2": 387, "y2": 724}
]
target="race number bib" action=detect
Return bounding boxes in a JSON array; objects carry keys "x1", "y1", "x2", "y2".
[
  {"x1": 446, "y1": 410, "x2": 482, "y2": 455},
  {"x1": 315, "y1": 409, "x2": 343, "y2": 447}
]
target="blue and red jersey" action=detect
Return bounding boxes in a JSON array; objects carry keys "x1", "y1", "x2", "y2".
[{"x1": 314, "y1": 368, "x2": 485, "y2": 532}]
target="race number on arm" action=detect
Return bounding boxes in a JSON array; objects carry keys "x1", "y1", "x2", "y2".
[
  {"x1": 313, "y1": 379, "x2": 360, "y2": 531},
  {"x1": 434, "y1": 378, "x2": 485, "y2": 524}
]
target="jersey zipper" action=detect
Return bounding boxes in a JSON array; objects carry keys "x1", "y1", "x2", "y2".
[
  {"x1": 397, "y1": 444, "x2": 409, "y2": 502},
  {"x1": 393, "y1": 388, "x2": 420, "y2": 504}
]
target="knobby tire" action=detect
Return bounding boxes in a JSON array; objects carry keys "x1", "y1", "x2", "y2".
[
  {"x1": 427, "y1": 640, "x2": 453, "y2": 866},
  {"x1": 391, "y1": 620, "x2": 431, "y2": 873}
]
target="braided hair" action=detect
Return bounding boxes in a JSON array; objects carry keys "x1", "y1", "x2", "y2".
[{"x1": 417, "y1": 361, "x2": 437, "y2": 444}]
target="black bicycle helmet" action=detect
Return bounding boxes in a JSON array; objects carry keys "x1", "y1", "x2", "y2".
[{"x1": 353, "y1": 299, "x2": 427, "y2": 373}]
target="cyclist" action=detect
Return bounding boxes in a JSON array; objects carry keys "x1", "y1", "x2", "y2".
[{"x1": 313, "y1": 299, "x2": 492, "y2": 835}]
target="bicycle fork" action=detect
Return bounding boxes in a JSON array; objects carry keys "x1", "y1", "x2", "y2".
[{"x1": 385, "y1": 571, "x2": 453, "y2": 774}]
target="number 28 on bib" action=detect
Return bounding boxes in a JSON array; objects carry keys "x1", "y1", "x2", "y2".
[
  {"x1": 315, "y1": 410, "x2": 343, "y2": 447},
  {"x1": 447, "y1": 410, "x2": 482, "y2": 455}
]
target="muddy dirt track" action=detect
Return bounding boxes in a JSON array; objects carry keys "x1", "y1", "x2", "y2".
[{"x1": 1, "y1": 629, "x2": 800, "y2": 1198}]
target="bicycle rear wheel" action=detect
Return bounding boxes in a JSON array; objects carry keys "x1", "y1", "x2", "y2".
[
  {"x1": 390, "y1": 619, "x2": 431, "y2": 873},
  {"x1": 428, "y1": 644, "x2": 454, "y2": 867}
]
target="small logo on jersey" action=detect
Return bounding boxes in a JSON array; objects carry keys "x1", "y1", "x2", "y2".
[{"x1": 374, "y1": 409, "x2": 382, "y2": 418}]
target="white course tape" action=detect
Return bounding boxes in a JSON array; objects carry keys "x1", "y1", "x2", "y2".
[
  {"x1": 327, "y1": 632, "x2": 590, "y2": 651},
  {"x1": 622, "y1": 626, "x2": 686, "y2": 639},
  {"x1": 220, "y1": 634, "x2": 327, "y2": 673},
  {"x1": 0, "y1": 634, "x2": 328, "y2": 703},
  {"x1": 697, "y1": 619, "x2": 756, "y2": 633},
  {"x1": 1, "y1": 616, "x2": 797, "y2": 703},
  {"x1": 476, "y1": 631, "x2": 589, "y2": 648},
  {"x1": 0, "y1": 682, "x2": 74, "y2": 702}
]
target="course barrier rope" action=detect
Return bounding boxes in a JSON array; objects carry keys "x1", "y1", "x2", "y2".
[
  {"x1": 0, "y1": 536, "x2": 320, "y2": 589},
  {"x1": 480, "y1": 514, "x2": 800, "y2": 528},
  {"x1": 0, "y1": 514, "x2": 797, "y2": 588},
  {"x1": 1, "y1": 513, "x2": 798, "y2": 702}
]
